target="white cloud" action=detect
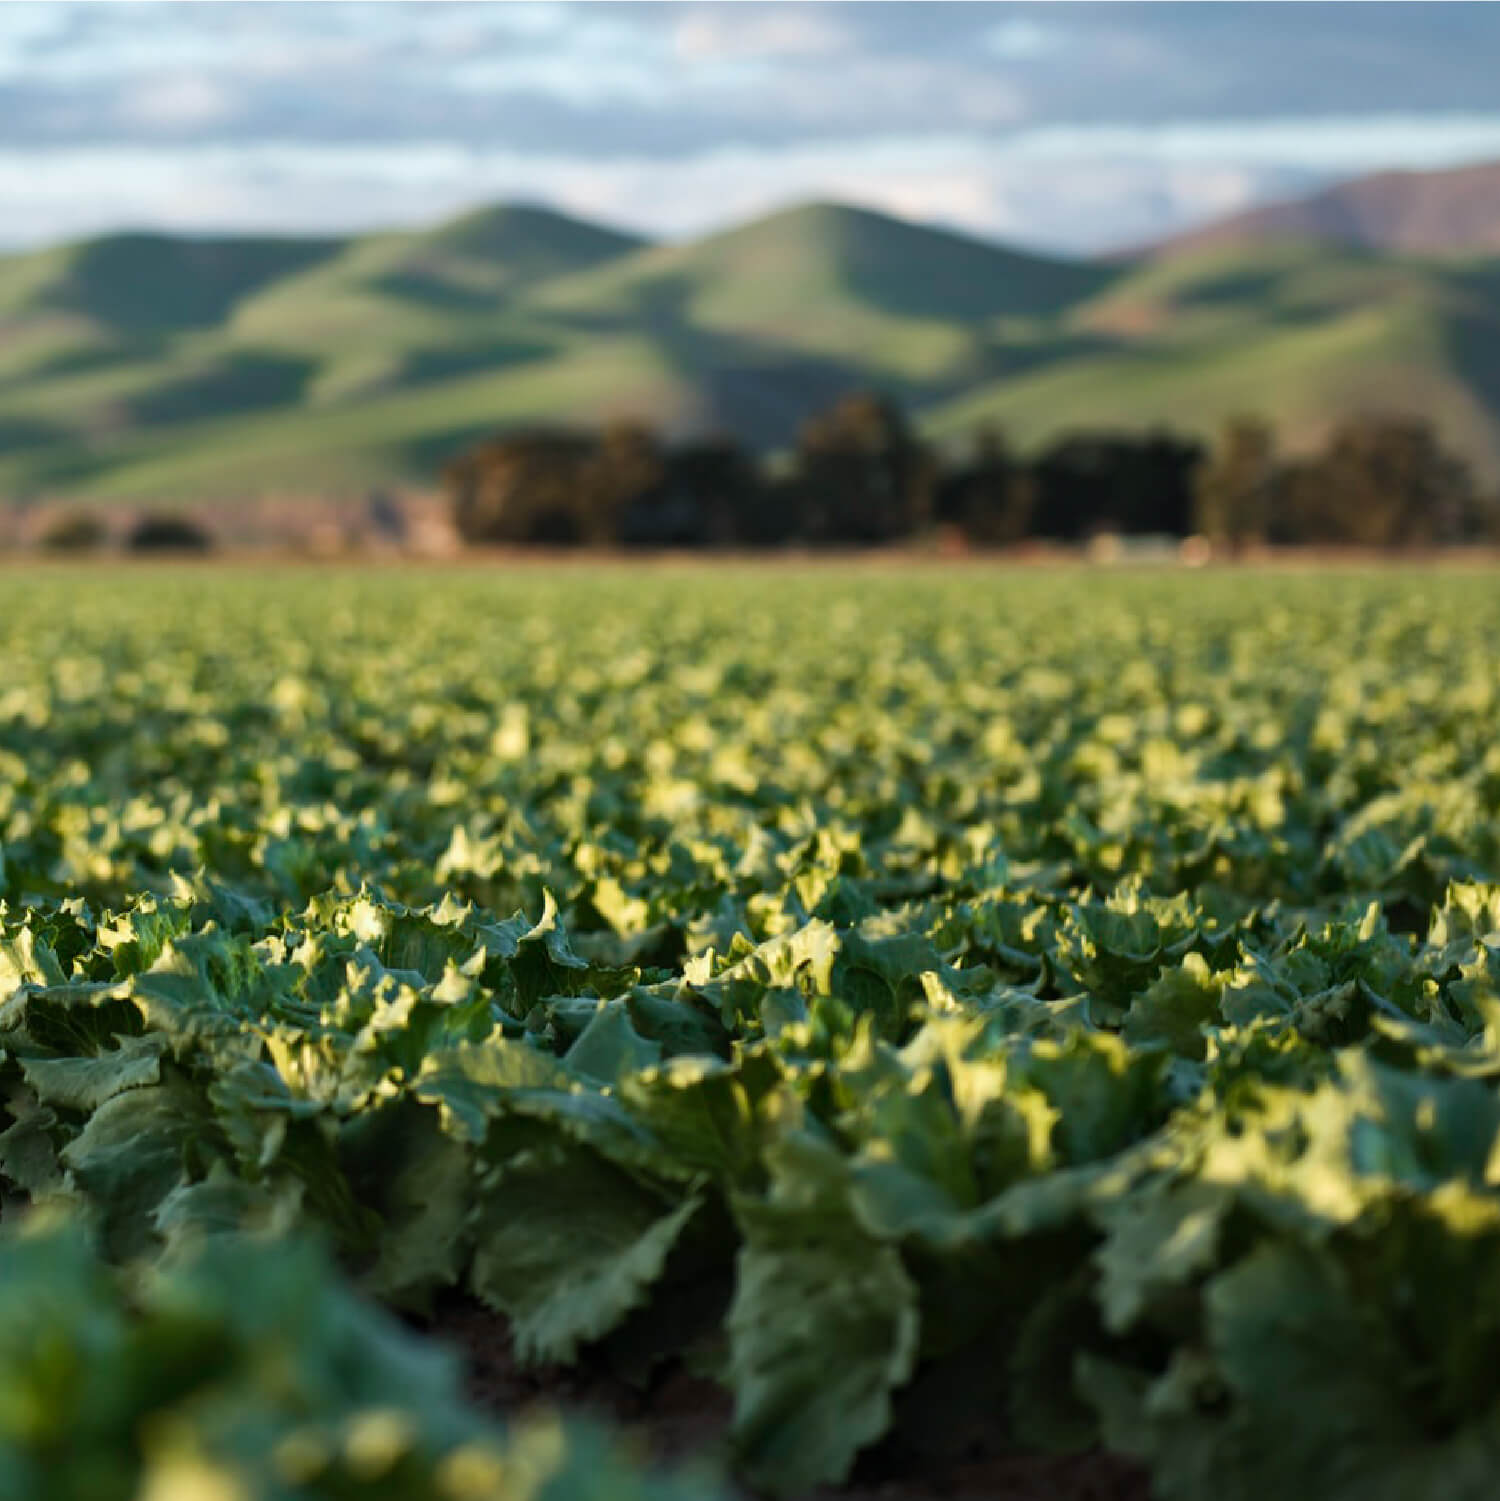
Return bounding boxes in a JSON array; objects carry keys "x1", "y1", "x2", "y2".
[
  {"x1": 1006, "y1": 113, "x2": 1500, "y2": 171},
  {"x1": 119, "y1": 75, "x2": 238, "y2": 130},
  {"x1": 0, "y1": 3, "x2": 73, "y2": 54},
  {"x1": 748, "y1": 58, "x2": 1028, "y2": 129},
  {"x1": 0, "y1": 135, "x2": 1312, "y2": 256},
  {"x1": 673, "y1": 8, "x2": 851, "y2": 61},
  {"x1": 449, "y1": 53, "x2": 669, "y2": 106},
  {"x1": 984, "y1": 19, "x2": 1066, "y2": 61},
  {"x1": 4, "y1": 7, "x2": 1500, "y2": 261},
  {"x1": 8, "y1": 105, "x2": 1500, "y2": 252}
]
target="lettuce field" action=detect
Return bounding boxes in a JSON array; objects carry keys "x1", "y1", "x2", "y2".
[{"x1": 5, "y1": 562, "x2": 1500, "y2": 1500}]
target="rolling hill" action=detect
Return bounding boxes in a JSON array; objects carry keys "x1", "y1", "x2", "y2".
[
  {"x1": 5, "y1": 187, "x2": 1500, "y2": 502},
  {"x1": 928, "y1": 240, "x2": 1500, "y2": 481}
]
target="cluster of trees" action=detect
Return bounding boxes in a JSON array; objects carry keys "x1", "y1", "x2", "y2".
[
  {"x1": 1194, "y1": 414, "x2": 1494, "y2": 549},
  {"x1": 444, "y1": 396, "x2": 938, "y2": 550},
  {"x1": 445, "y1": 394, "x2": 1497, "y2": 551},
  {"x1": 39, "y1": 511, "x2": 213, "y2": 553}
]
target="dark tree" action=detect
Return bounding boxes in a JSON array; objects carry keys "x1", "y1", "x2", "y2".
[
  {"x1": 1195, "y1": 416, "x2": 1278, "y2": 549},
  {"x1": 1029, "y1": 431, "x2": 1204, "y2": 540},
  {"x1": 579, "y1": 421, "x2": 667, "y2": 547},
  {"x1": 444, "y1": 427, "x2": 656, "y2": 546},
  {"x1": 933, "y1": 425, "x2": 1034, "y2": 545},
  {"x1": 1274, "y1": 415, "x2": 1476, "y2": 546},
  {"x1": 39, "y1": 511, "x2": 109, "y2": 553},
  {"x1": 793, "y1": 392, "x2": 934, "y2": 545},
  {"x1": 127, "y1": 515, "x2": 213, "y2": 553},
  {"x1": 445, "y1": 430, "x2": 595, "y2": 545},
  {"x1": 444, "y1": 402, "x2": 1494, "y2": 555},
  {"x1": 447, "y1": 424, "x2": 769, "y2": 549},
  {"x1": 620, "y1": 437, "x2": 763, "y2": 548}
]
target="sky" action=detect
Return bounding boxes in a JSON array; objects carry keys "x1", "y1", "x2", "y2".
[{"x1": 6, "y1": 1, "x2": 1500, "y2": 256}]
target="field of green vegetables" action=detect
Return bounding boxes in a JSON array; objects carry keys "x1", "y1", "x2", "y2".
[{"x1": 3, "y1": 562, "x2": 1500, "y2": 1500}]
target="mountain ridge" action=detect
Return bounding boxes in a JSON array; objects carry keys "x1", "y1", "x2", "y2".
[
  {"x1": 1146, "y1": 158, "x2": 1500, "y2": 258},
  {"x1": 4, "y1": 190, "x2": 1500, "y2": 501}
]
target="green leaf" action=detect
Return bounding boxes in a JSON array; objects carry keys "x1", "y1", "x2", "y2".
[
  {"x1": 616, "y1": 1051, "x2": 787, "y2": 1189},
  {"x1": 1124, "y1": 953, "x2": 1225, "y2": 1059},
  {"x1": 59, "y1": 1077, "x2": 213, "y2": 1259},
  {"x1": 0, "y1": 1089, "x2": 63, "y2": 1198},
  {"x1": 728, "y1": 1136, "x2": 920, "y2": 1495},
  {"x1": 1020, "y1": 1031, "x2": 1170, "y2": 1166},
  {"x1": 565, "y1": 1000, "x2": 664, "y2": 1085},
  {"x1": 1092, "y1": 1177, "x2": 1230, "y2": 1332},
  {"x1": 1009, "y1": 1271, "x2": 1107, "y2": 1452},
  {"x1": 412, "y1": 1038, "x2": 569, "y2": 1143},
  {"x1": 339, "y1": 1102, "x2": 475, "y2": 1306},
  {"x1": 20, "y1": 1033, "x2": 167, "y2": 1114},
  {"x1": 471, "y1": 1140, "x2": 700, "y2": 1363}
]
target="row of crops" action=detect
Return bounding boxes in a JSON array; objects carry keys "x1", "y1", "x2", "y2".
[{"x1": 4, "y1": 563, "x2": 1500, "y2": 1499}]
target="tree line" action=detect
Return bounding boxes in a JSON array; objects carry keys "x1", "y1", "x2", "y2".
[{"x1": 446, "y1": 393, "x2": 1498, "y2": 551}]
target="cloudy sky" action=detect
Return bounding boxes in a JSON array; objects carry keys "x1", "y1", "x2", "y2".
[{"x1": 6, "y1": 1, "x2": 1500, "y2": 255}]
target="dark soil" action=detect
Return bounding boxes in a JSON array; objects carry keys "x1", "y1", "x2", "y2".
[{"x1": 423, "y1": 1295, "x2": 1153, "y2": 1501}]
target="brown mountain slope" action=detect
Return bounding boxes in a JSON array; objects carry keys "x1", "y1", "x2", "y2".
[{"x1": 1153, "y1": 159, "x2": 1500, "y2": 257}]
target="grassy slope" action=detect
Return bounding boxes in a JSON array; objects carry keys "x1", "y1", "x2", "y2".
[
  {"x1": 5, "y1": 201, "x2": 1500, "y2": 498},
  {"x1": 530, "y1": 201, "x2": 1114, "y2": 379},
  {"x1": 0, "y1": 206, "x2": 653, "y2": 496},
  {"x1": 927, "y1": 241, "x2": 1500, "y2": 480},
  {"x1": 3, "y1": 338, "x2": 689, "y2": 499}
]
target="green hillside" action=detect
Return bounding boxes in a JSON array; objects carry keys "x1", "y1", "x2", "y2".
[
  {"x1": 530, "y1": 200, "x2": 1113, "y2": 378},
  {"x1": 3, "y1": 199, "x2": 1500, "y2": 501},
  {"x1": 926, "y1": 240, "x2": 1500, "y2": 479}
]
